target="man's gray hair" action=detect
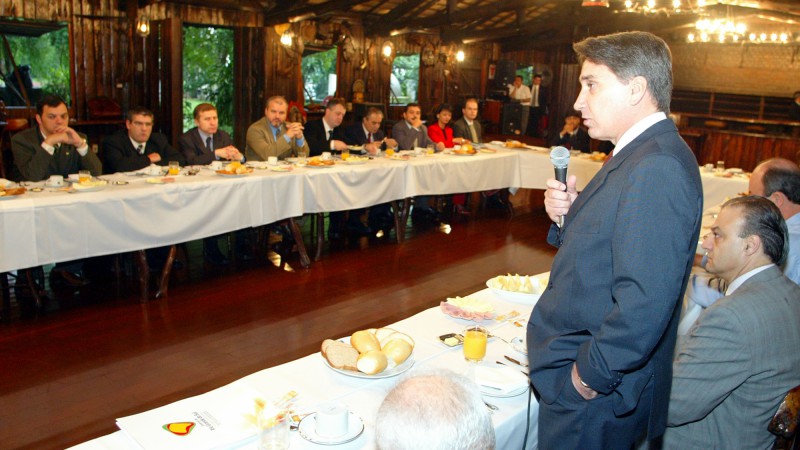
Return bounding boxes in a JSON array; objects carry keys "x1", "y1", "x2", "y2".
[
  {"x1": 375, "y1": 368, "x2": 495, "y2": 450},
  {"x1": 573, "y1": 31, "x2": 673, "y2": 114}
]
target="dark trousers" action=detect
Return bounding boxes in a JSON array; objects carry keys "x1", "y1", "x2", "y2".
[{"x1": 538, "y1": 377, "x2": 653, "y2": 450}]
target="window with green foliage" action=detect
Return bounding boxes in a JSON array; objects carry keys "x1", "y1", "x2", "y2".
[
  {"x1": 516, "y1": 66, "x2": 533, "y2": 85},
  {"x1": 0, "y1": 27, "x2": 70, "y2": 106},
  {"x1": 390, "y1": 54, "x2": 419, "y2": 105},
  {"x1": 182, "y1": 26, "x2": 234, "y2": 135},
  {"x1": 302, "y1": 47, "x2": 337, "y2": 104}
]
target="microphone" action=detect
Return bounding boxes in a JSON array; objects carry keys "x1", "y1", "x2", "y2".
[{"x1": 550, "y1": 146, "x2": 570, "y2": 227}]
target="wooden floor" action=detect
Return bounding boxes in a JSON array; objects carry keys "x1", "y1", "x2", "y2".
[{"x1": 0, "y1": 198, "x2": 556, "y2": 450}]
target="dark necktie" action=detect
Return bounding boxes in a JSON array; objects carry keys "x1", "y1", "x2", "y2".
[
  {"x1": 206, "y1": 136, "x2": 212, "y2": 152},
  {"x1": 137, "y1": 144, "x2": 144, "y2": 155},
  {"x1": 328, "y1": 129, "x2": 333, "y2": 141},
  {"x1": 367, "y1": 132, "x2": 372, "y2": 143}
]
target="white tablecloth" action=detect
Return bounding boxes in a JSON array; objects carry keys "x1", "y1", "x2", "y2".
[
  {"x1": 68, "y1": 287, "x2": 541, "y2": 450},
  {"x1": 0, "y1": 151, "x2": 520, "y2": 273}
]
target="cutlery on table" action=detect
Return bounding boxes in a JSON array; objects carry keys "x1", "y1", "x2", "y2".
[
  {"x1": 504, "y1": 355, "x2": 528, "y2": 368},
  {"x1": 496, "y1": 360, "x2": 528, "y2": 376}
]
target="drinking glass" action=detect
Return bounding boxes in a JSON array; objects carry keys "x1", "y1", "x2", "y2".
[
  {"x1": 257, "y1": 402, "x2": 289, "y2": 450},
  {"x1": 716, "y1": 160, "x2": 725, "y2": 173},
  {"x1": 168, "y1": 161, "x2": 180, "y2": 175},
  {"x1": 78, "y1": 170, "x2": 91, "y2": 184},
  {"x1": 462, "y1": 325, "x2": 488, "y2": 363},
  {"x1": 297, "y1": 149, "x2": 308, "y2": 163},
  {"x1": 426, "y1": 144, "x2": 435, "y2": 155},
  {"x1": 341, "y1": 148, "x2": 350, "y2": 161},
  {"x1": 385, "y1": 148, "x2": 396, "y2": 158}
]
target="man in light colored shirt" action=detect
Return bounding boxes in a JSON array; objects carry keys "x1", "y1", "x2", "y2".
[
  {"x1": 507, "y1": 75, "x2": 531, "y2": 134},
  {"x1": 663, "y1": 196, "x2": 800, "y2": 449}
]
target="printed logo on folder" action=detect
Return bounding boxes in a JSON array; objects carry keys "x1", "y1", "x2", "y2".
[{"x1": 163, "y1": 422, "x2": 196, "y2": 436}]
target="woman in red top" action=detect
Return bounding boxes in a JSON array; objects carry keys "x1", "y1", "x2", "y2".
[{"x1": 427, "y1": 104, "x2": 470, "y2": 216}]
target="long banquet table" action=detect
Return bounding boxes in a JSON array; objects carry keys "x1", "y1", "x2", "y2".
[
  {"x1": 69, "y1": 284, "x2": 542, "y2": 450},
  {"x1": 1, "y1": 146, "x2": 747, "y2": 274}
]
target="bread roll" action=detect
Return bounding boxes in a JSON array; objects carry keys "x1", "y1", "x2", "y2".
[
  {"x1": 379, "y1": 331, "x2": 415, "y2": 349},
  {"x1": 321, "y1": 339, "x2": 359, "y2": 372},
  {"x1": 357, "y1": 350, "x2": 388, "y2": 375},
  {"x1": 374, "y1": 327, "x2": 397, "y2": 343},
  {"x1": 382, "y1": 339, "x2": 413, "y2": 365},
  {"x1": 351, "y1": 330, "x2": 381, "y2": 353}
]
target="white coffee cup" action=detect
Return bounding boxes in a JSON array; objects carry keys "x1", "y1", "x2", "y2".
[
  {"x1": 148, "y1": 165, "x2": 162, "y2": 176},
  {"x1": 210, "y1": 161, "x2": 223, "y2": 170},
  {"x1": 47, "y1": 175, "x2": 64, "y2": 187},
  {"x1": 704, "y1": 163, "x2": 714, "y2": 172},
  {"x1": 267, "y1": 156, "x2": 278, "y2": 165},
  {"x1": 315, "y1": 402, "x2": 349, "y2": 437},
  {"x1": 321, "y1": 151, "x2": 332, "y2": 161},
  {"x1": 68, "y1": 173, "x2": 80, "y2": 182}
]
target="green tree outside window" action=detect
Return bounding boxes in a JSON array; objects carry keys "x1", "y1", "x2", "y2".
[{"x1": 182, "y1": 26, "x2": 234, "y2": 136}]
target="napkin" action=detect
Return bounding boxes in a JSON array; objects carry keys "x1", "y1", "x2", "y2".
[{"x1": 475, "y1": 365, "x2": 528, "y2": 395}]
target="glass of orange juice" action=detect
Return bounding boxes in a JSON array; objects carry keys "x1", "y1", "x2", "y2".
[
  {"x1": 462, "y1": 325, "x2": 488, "y2": 363},
  {"x1": 78, "y1": 170, "x2": 91, "y2": 184},
  {"x1": 168, "y1": 161, "x2": 180, "y2": 175},
  {"x1": 385, "y1": 147, "x2": 395, "y2": 158},
  {"x1": 341, "y1": 148, "x2": 350, "y2": 161}
]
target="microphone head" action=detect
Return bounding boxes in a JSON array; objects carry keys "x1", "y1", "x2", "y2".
[{"x1": 550, "y1": 146, "x2": 570, "y2": 168}]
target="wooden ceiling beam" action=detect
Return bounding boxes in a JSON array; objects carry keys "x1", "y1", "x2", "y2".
[
  {"x1": 368, "y1": 0, "x2": 438, "y2": 36},
  {"x1": 262, "y1": 0, "x2": 374, "y2": 25}
]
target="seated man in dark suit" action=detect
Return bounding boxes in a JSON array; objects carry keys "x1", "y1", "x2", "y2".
[
  {"x1": 179, "y1": 103, "x2": 243, "y2": 165},
  {"x1": 663, "y1": 196, "x2": 800, "y2": 449},
  {"x1": 102, "y1": 107, "x2": 184, "y2": 174},
  {"x1": 342, "y1": 108, "x2": 398, "y2": 233},
  {"x1": 549, "y1": 110, "x2": 591, "y2": 152},
  {"x1": 11, "y1": 94, "x2": 103, "y2": 288},
  {"x1": 178, "y1": 102, "x2": 245, "y2": 265},
  {"x1": 304, "y1": 98, "x2": 348, "y2": 157},
  {"x1": 451, "y1": 97, "x2": 482, "y2": 145}
]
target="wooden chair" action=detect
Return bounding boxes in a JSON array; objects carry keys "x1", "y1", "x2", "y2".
[
  {"x1": 0, "y1": 117, "x2": 29, "y2": 179},
  {"x1": 769, "y1": 384, "x2": 800, "y2": 450}
]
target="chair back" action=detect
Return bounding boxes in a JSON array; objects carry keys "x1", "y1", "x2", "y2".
[{"x1": 769, "y1": 384, "x2": 800, "y2": 450}]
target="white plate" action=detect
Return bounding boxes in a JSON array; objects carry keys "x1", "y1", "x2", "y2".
[
  {"x1": 344, "y1": 159, "x2": 369, "y2": 165},
  {"x1": 297, "y1": 412, "x2": 364, "y2": 445},
  {"x1": 485, "y1": 276, "x2": 543, "y2": 305},
  {"x1": 321, "y1": 337, "x2": 415, "y2": 379},
  {"x1": 216, "y1": 171, "x2": 252, "y2": 177},
  {"x1": 145, "y1": 177, "x2": 167, "y2": 184},
  {"x1": 72, "y1": 183, "x2": 107, "y2": 192},
  {"x1": 481, "y1": 383, "x2": 529, "y2": 398},
  {"x1": 268, "y1": 165, "x2": 292, "y2": 172},
  {"x1": 0, "y1": 192, "x2": 24, "y2": 200},
  {"x1": 306, "y1": 163, "x2": 334, "y2": 169}
]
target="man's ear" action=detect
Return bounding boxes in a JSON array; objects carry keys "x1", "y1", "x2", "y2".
[
  {"x1": 743, "y1": 234, "x2": 762, "y2": 257},
  {"x1": 629, "y1": 76, "x2": 648, "y2": 106},
  {"x1": 768, "y1": 191, "x2": 786, "y2": 209}
]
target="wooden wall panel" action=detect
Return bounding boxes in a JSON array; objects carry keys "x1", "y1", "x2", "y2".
[{"x1": 697, "y1": 131, "x2": 800, "y2": 172}]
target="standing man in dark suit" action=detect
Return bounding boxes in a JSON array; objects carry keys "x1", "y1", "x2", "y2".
[
  {"x1": 664, "y1": 196, "x2": 800, "y2": 449},
  {"x1": 528, "y1": 31, "x2": 703, "y2": 449},
  {"x1": 549, "y1": 110, "x2": 591, "y2": 152},
  {"x1": 179, "y1": 103, "x2": 242, "y2": 165},
  {"x1": 451, "y1": 97, "x2": 482, "y2": 144},
  {"x1": 304, "y1": 98, "x2": 348, "y2": 157},
  {"x1": 527, "y1": 73, "x2": 548, "y2": 137},
  {"x1": 12, "y1": 94, "x2": 102, "y2": 182},
  {"x1": 102, "y1": 107, "x2": 184, "y2": 174}
]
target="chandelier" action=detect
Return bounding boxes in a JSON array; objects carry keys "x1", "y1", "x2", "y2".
[{"x1": 620, "y1": 0, "x2": 705, "y2": 16}]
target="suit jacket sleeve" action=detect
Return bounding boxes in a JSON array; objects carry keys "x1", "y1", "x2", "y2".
[
  {"x1": 668, "y1": 299, "x2": 751, "y2": 425},
  {"x1": 11, "y1": 128, "x2": 52, "y2": 181},
  {"x1": 179, "y1": 129, "x2": 212, "y2": 165},
  {"x1": 245, "y1": 119, "x2": 301, "y2": 161},
  {"x1": 451, "y1": 119, "x2": 468, "y2": 140},
  {"x1": 102, "y1": 131, "x2": 151, "y2": 173},
  {"x1": 304, "y1": 120, "x2": 329, "y2": 156},
  {"x1": 392, "y1": 121, "x2": 418, "y2": 150},
  {"x1": 150, "y1": 133, "x2": 184, "y2": 166},
  {"x1": 427, "y1": 124, "x2": 446, "y2": 145}
]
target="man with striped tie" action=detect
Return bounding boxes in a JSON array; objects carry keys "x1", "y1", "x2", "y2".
[{"x1": 179, "y1": 103, "x2": 242, "y2": 165}]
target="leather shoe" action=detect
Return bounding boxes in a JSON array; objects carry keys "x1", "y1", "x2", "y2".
[
  {"x1": 49, "y1": 269, "x2": 89, "y2": 288},
  {"x1": 204, "y1": 247, "x2": 230, "y2": 266},
  {"x1": 346, "y1": 220, "x2": 373, "y2": 235}
]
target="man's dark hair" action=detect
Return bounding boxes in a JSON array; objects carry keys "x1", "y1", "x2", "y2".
[
  {"x1": 36, "y1": 94, "x2": 67, "y2": 116},
  {"x1": 724, "y1": 196, "x2": 789, "y2": 266},
  {"x1": 126, "y1": 107, "x2": 155, "y2": 121},
  {"x1": 325, "y1": 97, "x2": 346, "y2": 110},
  {"x1": 405, "y1": 102, "x2": 420, "y2": 112},
  {"x1": 573, "y1": 31, "x2": 673, "y2": 114},
  {"x1": 762, "y1": 167, "x2": 800, "y2": 204}
]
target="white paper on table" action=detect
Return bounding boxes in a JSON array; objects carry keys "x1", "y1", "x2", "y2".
[{"x1": 116, "y1": 380, "x2": 267, "y2": 450}]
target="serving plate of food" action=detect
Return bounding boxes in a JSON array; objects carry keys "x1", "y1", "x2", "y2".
[
  {"x1": 485, "y1": 273, "x2": 549, "y2": 304},
  {"x1": 344, "y1": 156, "x2": 369, "y2": 165},
  {"x1": 321, "y1": 328, "x2": 415, "y2": 379},
  {"x1": 0, "y1": 186, "x2": 26, "y2": 199},
  {"x1": 71, "y1": 180, "x2": 108, "y2": 192},
  {"x1": 439, "y1": 295, "x2": 495, "y2": 322},
  {"x1": 306, "y1": 158, "x2": 336, "y2": 168},
  {"x1": 216, "y1": 161, "x2": 253, "y2": 176}
]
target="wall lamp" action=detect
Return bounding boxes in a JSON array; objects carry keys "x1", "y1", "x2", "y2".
[
  {"x1": 136, "y1": 14, "x2": 150, "y2": 37},
  {"x1": 381, "y1": 40, "x2": 395, "y2": 63}
]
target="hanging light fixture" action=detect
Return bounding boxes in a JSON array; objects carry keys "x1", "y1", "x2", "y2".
[
  {"x1": 136, "y1": 14, "x2": 150, "y2": 37},
  {"x1": 381, "y1": 40, "x2": 395, "y2": 63},
  {"x1": 280, "y1": 31, "x2": 293, "y2": 47},
  {"x1": 455, "y1": 49, "x2": 465, "y2": 62}
]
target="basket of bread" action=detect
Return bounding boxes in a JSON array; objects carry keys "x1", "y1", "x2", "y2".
[
  {"x1": 504, "y1": 140, "x2": 527, "y2": 149},
  {"x1": 321, "y1": 328, "x2": 415, "y2": 378},
  {"x1": 486, "y1": 273, "x2": 549, "y2": 305},
  {"x1": 452, "y1": 144, "x2": 477, "y2": 156},
  {"x1": 216, "y1": 161, "x2": 253, "y2": 175},
  {"x1": 307, "y1": 157, "x2": 335, "y2": 167},
  {"x1": 0, "y1": 186, "x2": 26, "y2": 198}
]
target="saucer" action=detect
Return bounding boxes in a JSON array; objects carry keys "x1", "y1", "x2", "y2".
[{"x1": 297, "y1": 411, "x2": 364, "y2": 445}]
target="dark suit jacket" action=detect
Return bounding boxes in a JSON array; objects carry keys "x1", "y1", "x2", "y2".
[
  {"x1": 664, "y1": 265, "x2": 800, "y2": 449},
  {"x1": 304, "y1": 118, "x2": 346, "y2": 157},
  {"x1": 102, "y1": 129, "x2": 184, "y2": 174},
  {"x1": 451, "y1": 117, "x2": 483, "y2": 143},
  {"x1": 11, "y1": 126, "x2": 102, "y2": 181},
  {"x1": 527, "y1": 118, "x2": 703, "y2": 439},
  {"x1": 343, "y1": 122, "x2": 386, "y2": 147},
  {"x1": 549, "y1": 127, "x2": 591, "y2": 152},
  {"x1": 179, "y1": 127, "x2": 235, "y2": 165}
]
